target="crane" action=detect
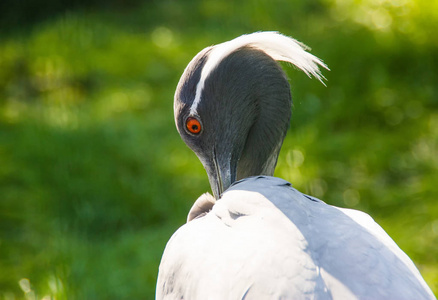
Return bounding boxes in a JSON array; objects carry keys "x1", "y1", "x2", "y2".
[{"x1": 156, "y1": 32, "x2": 435, "y2": 299}]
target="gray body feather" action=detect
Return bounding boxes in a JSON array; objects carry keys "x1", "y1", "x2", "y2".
[{"x1": 157, "y1": 176, "x2": 435, "y2": 299}]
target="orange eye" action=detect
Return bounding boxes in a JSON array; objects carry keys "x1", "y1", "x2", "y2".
[{"x1": 186, "y1": 117, "x2": 202, "y2": 134}]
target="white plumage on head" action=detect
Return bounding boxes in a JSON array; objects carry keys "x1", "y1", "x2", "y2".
[
  {"x1": 190, "y1": 31, "x2": 328, "y2": 115},
  {"x1": 204, "y1": 31, "x2": 328, "y2": 83}
]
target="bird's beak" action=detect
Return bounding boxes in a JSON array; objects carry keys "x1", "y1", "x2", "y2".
[{"x1": 207, "y1": 149, "x2": 235, "y2": 200}]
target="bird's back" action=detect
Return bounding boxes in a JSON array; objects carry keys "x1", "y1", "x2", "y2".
[{"x1": 156, "y1": 176, "x2": 435, "y2": 299}]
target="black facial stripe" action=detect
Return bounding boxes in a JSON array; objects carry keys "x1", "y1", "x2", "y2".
[{"x1": 178, "y1": 48, "x2": 212, "y2": 106}]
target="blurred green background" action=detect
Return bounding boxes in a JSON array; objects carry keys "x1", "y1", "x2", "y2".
[{"x1": 0, "y1": 0, "x2": 437, "y2": 298}]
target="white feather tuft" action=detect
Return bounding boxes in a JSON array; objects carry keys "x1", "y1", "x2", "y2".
[
  {"x1": 208, "y1": 31, "x2": 328, "y2": 83},
  {"x1": 190, "y1": 31, "x2": 329, "y2": 115}
]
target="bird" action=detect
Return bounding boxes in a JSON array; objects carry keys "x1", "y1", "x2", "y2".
[{"x1": 156, "y1": 32, "x2": 435, "y2": 299}]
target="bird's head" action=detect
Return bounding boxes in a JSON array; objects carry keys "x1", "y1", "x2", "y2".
[{"x1": 174, "y1": 32, "x2": 327, "y2": 199}]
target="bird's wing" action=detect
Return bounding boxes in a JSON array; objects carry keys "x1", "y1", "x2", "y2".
[
  {"x1": 156, "y1": 176, "x2": 435, "y2": 299},
  {"x1": 157, "y1": 185, "x2": 325, "y2": 299},
  {"x1": 187, "y1": 192, "x2": 216, "y2": 222}
]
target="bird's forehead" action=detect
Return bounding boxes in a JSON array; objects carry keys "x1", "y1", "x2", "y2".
[
  {"x1": 175, "y1": 47, "x2": 211, "y2": 107},
  {"x1": 179, "y1": 41, "x2": 255, "y2": 116},
  {"x1": 187, "y1": 42, "x2": 248, "y2": 116}
]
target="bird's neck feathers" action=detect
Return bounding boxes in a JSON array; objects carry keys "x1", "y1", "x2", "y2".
[{"x1": 230, "y1": 48, "x2": 292, "y2": 180}]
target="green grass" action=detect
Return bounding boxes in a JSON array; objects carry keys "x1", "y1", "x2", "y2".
[{"x1": 0, "y1": 0, "x2": 437, "y2": 298}]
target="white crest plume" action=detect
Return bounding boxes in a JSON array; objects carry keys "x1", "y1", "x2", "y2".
[{"x1": 190, "y1": 31, "x2": 329, "y2": 115}]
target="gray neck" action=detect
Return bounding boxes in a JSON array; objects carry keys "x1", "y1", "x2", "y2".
[{"x1": 234, "y1": 48, "x2": 292, "y2": 180}]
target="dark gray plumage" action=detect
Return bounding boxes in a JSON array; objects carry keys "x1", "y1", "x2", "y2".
[
  {"x1": 175, "y1": 46, "x2": 291, "y2": 199},
  {"x1": 157, "y1": 32, "x2": 435, "y2": 299}
]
